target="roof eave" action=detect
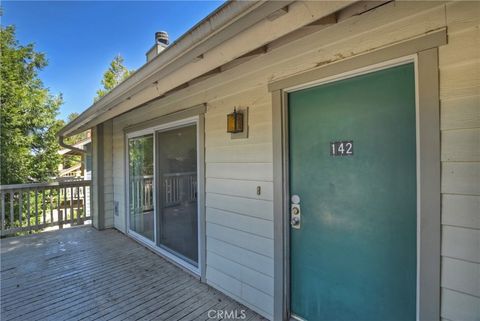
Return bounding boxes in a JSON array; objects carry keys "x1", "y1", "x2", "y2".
[{"x1": 59, "y1": 0, "x2": 278, "y2": 137}]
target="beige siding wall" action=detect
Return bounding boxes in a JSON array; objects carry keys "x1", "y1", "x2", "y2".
[
  {"x1": 91, "y1": 120, "x2": 115, "y2": 230},
  {"x1": 204, "y1": 87, "x2": 274, "y2": 317},
  {"x1": 439, "y1": 3, "x2": 480, "y2": 321},
  {"x1": 91, "y1": 126, "x2": 100, "y2": 229},
  {"x1": 103, "y1": 120, "x2": 115, "y2": 229},
  {"x1": 112, "y1": 119, "x2": 126, "y2": 233},
  {"x1": 104, "y1": 1, "x2": 479, "y2": 319}
]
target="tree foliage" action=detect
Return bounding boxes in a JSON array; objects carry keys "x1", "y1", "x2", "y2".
[
  {"x1": 0, "y1": 25, "x2": 63, "y2": 184},
  {"x1": 63, "y1": 112, "x2": 88, "y2": 144},
  {"x1": 94, "y1": 54, "x2": 134, "y2": 101},
  {"x1": 60, "y1": 112, "x2": 88, "y2": 170}
]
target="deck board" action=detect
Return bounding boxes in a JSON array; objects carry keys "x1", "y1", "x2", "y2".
[{"x1": 1, "y1": 226, "x2": 265, "y2": 321}]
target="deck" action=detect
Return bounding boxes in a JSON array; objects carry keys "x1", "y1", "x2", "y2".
[{"x1": 1, "y1": 226, "x2": 265, "y2": 321}]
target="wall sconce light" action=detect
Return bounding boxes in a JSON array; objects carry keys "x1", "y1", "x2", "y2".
[{"x1": 227, "y1": 108, "x2": 244, "y2": 133}]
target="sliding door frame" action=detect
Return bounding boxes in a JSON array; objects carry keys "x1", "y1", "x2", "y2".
[{"x1": 125, "y1": 115, "x2": 206, "y2": 278}]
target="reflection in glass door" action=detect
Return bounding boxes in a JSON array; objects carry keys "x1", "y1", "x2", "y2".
[
  {"x1": 156, "y1": 125, "x2": 198, "y2": 265},
  {"x1": 128, "y1": 135, "x2": 154, "y2": 241}
]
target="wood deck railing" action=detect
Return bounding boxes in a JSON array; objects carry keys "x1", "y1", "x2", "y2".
[
  {"x1": 163, "y1": 172, "x2": 197, "y2": 207},
  {"x1": 129, "y1": 172, "x2": 197, "y2": 211},
  {"x1": 130, "y1": 175, "x2": 154, "y2": 213},
  {"x1": 0, "y1": 179, "x2": 91, "y2": 237}
]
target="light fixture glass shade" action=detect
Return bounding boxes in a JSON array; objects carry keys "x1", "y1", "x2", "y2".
[{"x1": 227, "y1": 109, "x2": 243, "y2": 133}]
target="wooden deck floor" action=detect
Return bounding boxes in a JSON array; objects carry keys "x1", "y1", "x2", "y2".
[{"x1": 1, "y1": 227, "x2": 265, "y2": 321}]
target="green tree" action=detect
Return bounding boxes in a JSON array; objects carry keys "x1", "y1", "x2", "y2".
[
  {"x1": 61, "y1": 112, "x2": 88, "y2": 170},
  {"x1": 64, "y1": 112, "x2": 88, "y2": 144},
  {"x1": 0, "y1": 25, "x2": 63, "y2": 184},
  {"x1": 95, "y1": 54, "x2": 134, "y2": 101}
]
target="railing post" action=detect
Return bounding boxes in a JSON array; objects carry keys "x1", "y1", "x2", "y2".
[
  {"x1": 58, "y1": 187, "x2": 62, "y2": 229},
  {"x1": 77, "y1": 186, "x2": 81, "y2": 225},
  {"x1": 59, "y1": 210, "x2": 63, "y2": 229},
  {"x1": 42, "y1": 189, "x2": 46, "y2": 228},
  {"x1": 76, "y1": 186, "x2": 79, "y2": 225},
  {"x1": 19, "y1": 191, "x2": 23, "y2": 227},
  {"x1": 70, "y1": 186, "x2": 74, "y2": 226},
  {"x1": 27, "y1": 189, "x2": 31, "y2": 233},
  {"x1": 49, "y1": 188, "x2": 52, "y2": 226},
  {"x1": 35, "y1": 189, "x2": 39, "y2": 230},
  {"x1": 1, "y1": 192, "x2": 5, "y2": 235},
  {"x1": 9, "y1": 191, "x2": 14, "y2": 229},
  {"x1": 81, "y1": 185, "x2": 86, "y2": 225},
  {"x1": 63, "y1": 186, "x2": 68, "y2": 227}
]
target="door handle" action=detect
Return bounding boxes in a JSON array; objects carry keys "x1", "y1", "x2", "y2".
[{"x1": 291, "y1": 195, "x2": 301, "y2": 229}]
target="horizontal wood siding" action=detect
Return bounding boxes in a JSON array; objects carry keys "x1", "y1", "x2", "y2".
[
  {"x1": 442, "y1": 194, "x2": 480, "y2": 229},
  {"x1": 439, "y1": 2, "x2": 480, "y2": 321},
  {"x1": 103, "y1": 120, "x2": 114, "y2": 229},
  {"x1": 103, "y1": 1, "x2": 479, "y2": 319},
  {"x1": 92, "y1": 121, "x2": 114, "y2": 230},
  {"x1": 442, "y1": 288, "x2": 480, "y2": 321},
  {"x1": 112, "y1": 119, "x2": 126, "y2": 233},
  {"x1": 198, "y1": 5, "x2": 448, "y2": 315},
  {"x1": 205, "y1": 86, "x2": 274, "y2": 319},
  {"x1": 91, "y1": 126, "x2": 99, "y2": 229}
]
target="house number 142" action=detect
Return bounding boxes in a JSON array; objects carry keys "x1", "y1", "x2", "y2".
[{"x1": 330, "y1": 141, "x2": 353, "y2": 156}]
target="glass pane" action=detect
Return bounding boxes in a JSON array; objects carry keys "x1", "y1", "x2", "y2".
[
  {"x1": 128, "y1": 135, "x2": 154, "y2": 241},
  {"x1": 156, "y1": 125, "x2": 198, "y2": 264}
]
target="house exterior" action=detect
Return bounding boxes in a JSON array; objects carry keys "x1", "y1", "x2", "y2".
[
  {"x1": 59, "y1": 1, "x2": 480, "y2": 320},
  {"x1": 58, "y1": 133, "x2": 92, "y2": 179}
]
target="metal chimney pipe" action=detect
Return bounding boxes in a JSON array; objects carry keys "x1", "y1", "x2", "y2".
[
  {"x1": 146, "y1": 31, "x2": 169, "y2": 62},
  {"x1": 155, "y1": 31, "x2": 169, "y2": 46}
]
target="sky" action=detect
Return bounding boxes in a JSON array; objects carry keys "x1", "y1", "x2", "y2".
[{"x1": 2, "y1": 1, "x2": 223, "y2": 120}]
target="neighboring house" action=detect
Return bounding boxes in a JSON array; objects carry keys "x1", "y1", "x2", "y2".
[
  {"x1": 58, "y1": 132, "x2": 92, "y2": 180},
  {"x1": 57, "y1": 132, "x2": 92, "y2": 219},
  {"x1": 59, "y1": 1, "x2": 479, "y2": 320}
]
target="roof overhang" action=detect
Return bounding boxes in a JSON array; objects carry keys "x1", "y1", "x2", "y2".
[
  {"x1": 59, "y1": 0, "x2": 355, "y2": 137},
  {"x1": 58, "y1": 137, "x2": 92, "y2": 155}
]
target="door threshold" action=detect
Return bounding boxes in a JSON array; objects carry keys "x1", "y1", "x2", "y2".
[
  {"x1": 127, "y1": 230, "x2": 201, "y2": 279},
  {"x1": 290, "y1": 314, "x2": 307, "y2": 321}
]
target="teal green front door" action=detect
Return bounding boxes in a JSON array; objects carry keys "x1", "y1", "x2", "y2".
[{"x1": 289, "y1": 64, "x2": 417, "y2": 321}]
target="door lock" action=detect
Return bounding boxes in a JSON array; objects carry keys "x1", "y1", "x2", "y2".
[{"x1": 291, "y1": 195, "x2": 301, "y2": 229}]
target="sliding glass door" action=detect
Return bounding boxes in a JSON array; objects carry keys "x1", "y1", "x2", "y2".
[
  {"x1": 128, "y1": 135, "x2": 154, "y2": 241},
  {"x1": 127, "y1": 119, "x2": 199, "y2": 270},
  {"x1": 156, "y1": 125, "x2": 198, "y2": 265}
]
